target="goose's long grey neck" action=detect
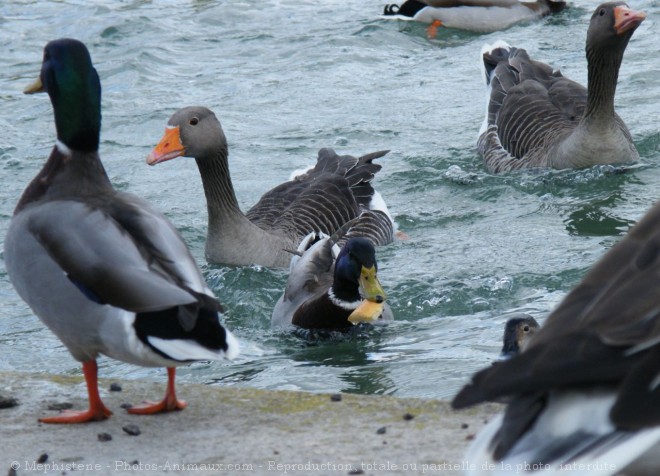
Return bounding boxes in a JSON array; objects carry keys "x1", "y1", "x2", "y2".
[
  {"x1": 195, "y1": 149, "x2": 294, "y2": 267},
  {"x1": 583, "y1": 46, "x2": 625, "y2": 123},
  {"x1": 195, "y1": 149, "x2": 243, "y2": 226}
]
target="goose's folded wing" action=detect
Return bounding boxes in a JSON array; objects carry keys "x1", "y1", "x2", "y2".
[
  {"x1": 246, "y1": 178, "x2": 312, "y2": 230},
  {"x1": 247, "y1": 148, "x2": 388, "y2": 233},
  {"x1": 268, "y1": 174, "x2": 361, "y2": 238},
  {"x1": 484, "y1": 46, "x2": 582, "y2": 160},
  {"x1": 337, "y1": 210, "x2": 394, "y2": 247}
]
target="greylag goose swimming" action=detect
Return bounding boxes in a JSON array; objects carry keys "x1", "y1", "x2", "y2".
[
  {"x1": 452, "y1": 200, "x2": 660, "y2": 474},
  {"x1": 147, "y1": 107, "x2": 395, "y2": 268},
  {"x1": 271, "y1": 230, "x2": 393, "y2": 330},
  {"x1": 383, "y1": 0, "x2": 566, "y2": 37},
  {"x1": 499, "y1": 314, "x2": 539, "y2": 359},
  {"x1": 478, "y1": 2, "x2": 645, "y2": 173},
  {"x1": 4, "y1": 39, "x2": 238, "y2": 423}
]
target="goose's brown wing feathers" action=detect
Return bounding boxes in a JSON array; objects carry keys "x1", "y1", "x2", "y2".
[
  {"x1": 485, "y1": 47, "x2": 586, "y2": 161},
  {"x1": 246, "y1": 148, "x2": 390, "y2": 242}
]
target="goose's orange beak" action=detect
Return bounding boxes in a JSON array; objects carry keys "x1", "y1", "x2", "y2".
[
  {"x1": 613, "y1": 5, "x2": 646, "y2": 35},
  {"x1": 147, "y1": 126, "x2": 185, "y2": 165}
]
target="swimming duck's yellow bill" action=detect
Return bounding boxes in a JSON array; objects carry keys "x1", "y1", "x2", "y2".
[
  {"x1": 24, "y1": 77, "x2": 45, "y2": 94},
  {"x1": 348, "y1": 265, "x2": 386, "y2": 324},
  {"x1": 348, "y1": 300, "x2": 385, "y2": 325},
  {"x1": 146, "y1": 126, "x2": 186, "y2": 165},
  {"x1": 358, "y1": 265, "x2": 386, "y2": 303}
]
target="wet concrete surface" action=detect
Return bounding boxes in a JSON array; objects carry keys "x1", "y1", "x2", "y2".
[{"x1": 0, "y1": 371, "x2": 502, "y2": 475}]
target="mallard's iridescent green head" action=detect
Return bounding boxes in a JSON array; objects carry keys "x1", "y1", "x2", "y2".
[
  {"x1": 25, "y1": 38, "x2": 101, "y2": 152},
  {"x1": 334, "y1": 237, "x2": 386, "y2": 303}
]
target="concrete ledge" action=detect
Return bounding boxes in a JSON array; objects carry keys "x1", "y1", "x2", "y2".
[{"x1": 0, "y1": 371, "x2": 501, "y2": 475}]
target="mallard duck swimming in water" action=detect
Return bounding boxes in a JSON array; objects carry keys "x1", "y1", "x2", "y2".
[{"x1": 272, "y1": 231, "x2": 393, "y2": 330}]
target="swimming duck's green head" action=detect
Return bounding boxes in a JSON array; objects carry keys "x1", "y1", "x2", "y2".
[{"x1": 335, "y1": 237, "x2": 386, "y2": 304}]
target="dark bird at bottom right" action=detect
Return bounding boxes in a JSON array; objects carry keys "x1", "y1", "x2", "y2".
[{"x1": 452, "y1": 198, "x2": 660, "y2": 474}]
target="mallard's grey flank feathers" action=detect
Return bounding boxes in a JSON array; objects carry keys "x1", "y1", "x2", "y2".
[
  {"x1": 383, "y1": 0, "x2": 566, "y2": 33},
  {"x1": 478, "y1": 2, "x2": 645, "y2": 173},
  {"x1": 147, "y1": 107, "x2": 395, "y2": 267},
  {"x1": 272, "y1": 232, "x2": 393, "y2": 330},
  {"x1": 4, "y1": 39, "x2": 238, "y2": 423},
  {"x1": 452, "y1": 198, "x2": 660, "y2": 474}
]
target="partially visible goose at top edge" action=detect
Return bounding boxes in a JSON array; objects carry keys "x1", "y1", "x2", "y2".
[
  {"x1": 147, "y1": 106, "x2": 395, "y2": 268},
  {"x1": 478, "y1": 2, "x2": 645, "y2": 173}
]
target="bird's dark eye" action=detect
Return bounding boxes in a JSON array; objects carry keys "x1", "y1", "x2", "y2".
[
  {"x1": 599, "y1": 8, "x2": 605, "y2": 16},
  {"x1": 523, "y1": 325, "x2": 530, "y2": 332},
  {"x1": 190, "y1": 117, "x2": 199, "y2": 126}
]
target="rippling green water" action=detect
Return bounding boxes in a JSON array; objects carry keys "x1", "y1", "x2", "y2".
[{"x1": 1, "y1": 1, "x2": 659, "y2": 400}]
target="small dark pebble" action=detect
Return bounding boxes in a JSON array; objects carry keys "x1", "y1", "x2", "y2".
[
  {"x1": 0, "y1": 395, "x2": 19, "y2": 409},
  {"x1": 330, "y1": 393, "x2": 342, "y2": 402},
  {"x1": 376, "y1": 426, "x2": 387, "y2": 435},
  {"x1": 466, "y1": 433, "x2": 476, "y2": 441},
  {"x1": 461, "y1": 423, "x2": 469, "y2": 429},
  {"x1": 47, "y1": 402, "x2": 73, "y2": 411},
  {"x1": 129, "y1": 460, "x2": 139, "y2": 465},
  {"x1": 109, "y1": 383, "x2": 122, "y2": 392},
  {"x1": 348, "y1": 470, "x2": 365, "y2": 475},
  {"x1": 403, "y1": 413, "x2": 415, "y2": 421},
  {"x1": 8, "y1": 467, "x2": 17, "y2": 476},
  {"x1": 37, "y1": 453, "x2": 48, "y2": 463},
  {"x1": 120, "y1": 403, "x2": 133, "y2": 409},
  {"x1": 122, "y1": 424, "x2": 141, "y2": 436},
  {"x1": 98, "y1": 432, "x2": 112, "y2": 442},
  {"x1": 273, "y1": 450, "x2": 279, "y2": 455}
]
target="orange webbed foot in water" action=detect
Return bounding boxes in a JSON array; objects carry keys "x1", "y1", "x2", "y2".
[
  {"x1": 127, "y1": 367, "x2": 187, "y2": 415},
  {"x1": 427, "y1": 20, "x2": 443, "y2": 39},
  {"x1": 39, "y1": 360, "x2": 113, "y2": 424}
]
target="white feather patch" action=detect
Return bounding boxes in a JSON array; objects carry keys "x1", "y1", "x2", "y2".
[
  {"x1": 463, "y1": 390, "x2": 660, "y2": 476},
  {"x1": 148, "y1": 332, "x2": 239, "y2": 362},
  {"x1": 369, "y1": 191, "x2": 393, "y2": 221},
  {"x1": 56, "y1": 140, "x2": 72, "y2": 156},
  {"x1": 327, "y1": 289, "x2": 361, "y2": 311}
]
